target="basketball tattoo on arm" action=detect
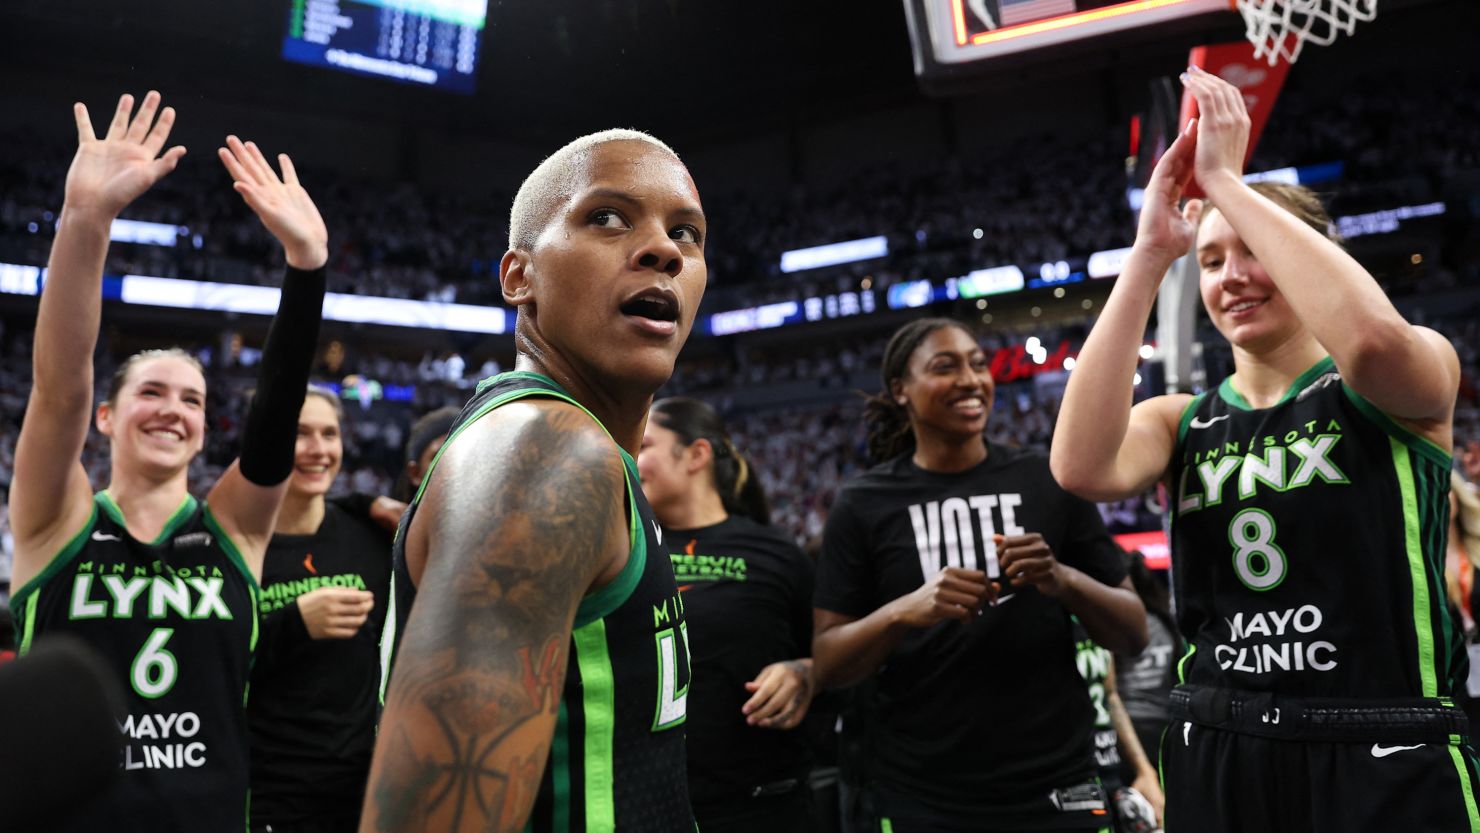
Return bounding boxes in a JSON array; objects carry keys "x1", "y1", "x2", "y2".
[{"x1": 366, "y1": 406, "x2": 624, "y2": 833}]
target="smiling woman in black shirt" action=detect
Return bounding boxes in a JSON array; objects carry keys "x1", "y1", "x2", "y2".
[
  {"x1": 247, "y1": 388, "x2": 393, "y2": 833},
  {"x1": 812, "y1": 318, "x2": 1147, "y2": 833},
  {"x1": 637, "y1": 397, "x2": 817, "y2": 833}
]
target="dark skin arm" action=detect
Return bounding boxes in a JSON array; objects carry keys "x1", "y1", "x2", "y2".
[
  {"x1": 812, "y1": 567, "x2": 992, "y2": 690},
  {"x1": 359, "y1": 401, "x2": 628, "y2": 833},
  {"x1": 997, "y1": 533, "x2": 1148, "y2": 656}
]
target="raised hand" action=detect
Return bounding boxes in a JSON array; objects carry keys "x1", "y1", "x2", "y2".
[
  {"x1": 1182, "y1": 65, "x2": 1251, "y2": 192},
  {"x1": 218, "y1": 136, "x2": 328, "y2": 270},
  {"x1": 64, "y1": 92, "x2": 186, "y2": 220},
  {"x1": 1134, "y1": 117, "x2": 1203, "y2": 263}
]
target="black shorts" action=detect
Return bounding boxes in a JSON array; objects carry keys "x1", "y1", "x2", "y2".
[
  {"x1": 1162, "y1": 718, "x2": 1480, "y2": 833},
  {"x1": 869, "y1": 781, "x2": 1114, "y2": 833}
]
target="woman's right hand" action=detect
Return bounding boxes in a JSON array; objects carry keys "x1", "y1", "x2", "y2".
[
  {"x1": 296, "y1": 586, "x2": 375, "y2": 639},
  {"x1": 889, "y1": 566, "x2": 993, "y2": 628},
  {"x1": 64, "y1": 91, "x2": 186, "y2": 220},
  {"x1": 1133, "y1": 116, "x2": 1203, "y2": 264}
]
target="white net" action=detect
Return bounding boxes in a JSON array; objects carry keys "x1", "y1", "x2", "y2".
[{"x1": 1235, "y1": 0, "x2": 1379, "y2": 65}]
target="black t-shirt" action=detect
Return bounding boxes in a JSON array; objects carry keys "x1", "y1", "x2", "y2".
[
  {"x1": 814, "y1": 444, "x2": 1127, "y2": 816},
  {"x1": 666, "y1": 515, "x2": 814, "y2": 811},
  {"x1": 247, "y1": 498, "x2": 393, "y2": 823}
]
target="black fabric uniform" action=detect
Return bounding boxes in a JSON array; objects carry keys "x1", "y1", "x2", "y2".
[
  {"x1": 1071, "y1": 618, "x2": 1122, "y2": 792},
  {"x1": 9, "y1": 492, "x2": 259, "y2": 833},
  {"x1": 1113, "y1": 612, "x2": 1176, "y2": 782},
  {"x1": 666, "y1": 515, "x2": 815, "y2": 833},
  {"x1": 380, "y1": 371, "x2": 694, "y2": 833},
  {"x1": 247, "y1": 498, "x2": 393, "y2": 832},
  {"x1": 1164, "y1": 357, "x2": 1480, "y2": 832},
  {"x1": 815, "y1": 443, "x2": 1125, "y2": 832}
]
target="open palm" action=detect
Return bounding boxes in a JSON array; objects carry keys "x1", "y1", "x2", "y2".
[
  {"x1": 65, "y1": 91, "x2": 186, "y2": 218},
  {"x1": 218, "y1": 136, "x2": 329, "y2": 270}
]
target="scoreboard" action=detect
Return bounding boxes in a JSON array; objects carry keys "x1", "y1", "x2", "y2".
[{"x1": 283, "y1": 0, "x2": 486, "y2": 94}]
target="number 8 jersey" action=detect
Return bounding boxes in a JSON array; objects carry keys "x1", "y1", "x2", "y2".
[
  {"x1": 1170, "y1": 356, "x2": 1463, "y2": 701},
  {"x1": 9, "y1": 491, "x2": 259, "y2": 833}
]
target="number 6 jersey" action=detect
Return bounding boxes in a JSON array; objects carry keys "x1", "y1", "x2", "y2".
[
  {"x1": 1170, "y1": 356, "x2": 1463, "y2": 701},
  {"x1": 9, "y1": 491, "x2": 259, "y2": 833}
]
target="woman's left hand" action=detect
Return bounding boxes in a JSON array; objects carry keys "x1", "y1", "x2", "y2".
[
  {"x1": 742, "y1": 659, "x2": 813, "y2": 730},
  {"x1": 217, "y1": 135, "x2": 328, "y2": 270},
  {"x1": 997, "y1": 533, "x2": 1071, "y2": 598},
  {"x1": 1182, "y1": 65, "x2": 1251, "y2": 192}
]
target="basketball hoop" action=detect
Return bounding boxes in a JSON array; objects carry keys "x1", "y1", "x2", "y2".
[{"x1": 1235, "y1": 0, "x2": 1378, "y2": 66}]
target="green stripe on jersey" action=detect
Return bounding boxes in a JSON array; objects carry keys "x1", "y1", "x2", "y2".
[
  {"x1": 9, "y1": 502, "x2": 99, "y2": 637},
  {"x1": 1448, "y1": 745, "x2": 1480, "y2": 831},
  {"x1": 552, "y1": 699, "x2": 572, "y2": 833},
  {"x1": 1175, "y1": 392, "x2": 1209, "y2": 446},
  {"x1": 573, "y1": 619, "x2": 616, "y2": 831},
  {"x1": 1177, "y1": 643, "x2": 1197, "y2": 685},
  {"x1": 1392, "y1": 439, "x2": 1439, "y2": 697},
  {"x1": 1344, "y1": 385, "x2": 1452, "y2": 469},
  {"x1": 97, "y1": 490, "x2": 198, "y2": 546}
]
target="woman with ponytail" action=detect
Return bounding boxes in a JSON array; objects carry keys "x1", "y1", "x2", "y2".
[
  {"x1": 637, "y1": 397, "x2": 817, "y2": 833},
  {"x1": 812, "y1": 317, "x2": 1147, "y2": 832}
]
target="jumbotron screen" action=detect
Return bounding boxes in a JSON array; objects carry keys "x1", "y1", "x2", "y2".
[{"x1": 282, "y1": 0, "x2": 486, "y2": 94}]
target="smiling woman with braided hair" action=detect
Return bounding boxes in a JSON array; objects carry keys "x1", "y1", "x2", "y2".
[{"x1": 812, "y1": 316, "x2": 1146, "y2": 832}]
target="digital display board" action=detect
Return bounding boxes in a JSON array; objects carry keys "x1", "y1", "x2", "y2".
[{"x1": 283, "y1": 0, "x2": 486, "y2": 94}]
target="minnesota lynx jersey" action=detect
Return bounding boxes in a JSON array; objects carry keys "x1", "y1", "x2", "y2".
[
  {"x1": 10, "y1": 492, "x2": 259, "y2": 833},
  {"x1": 381, "y1": 371, "x2": 694, "y2": 832},
  {"x1": 1170, "y1": 357, "x2": 1462, "y2": 701}
]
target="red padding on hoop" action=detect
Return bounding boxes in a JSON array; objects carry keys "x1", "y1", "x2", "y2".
[{"x1": 1177, "y1": 40, "x2": 1293, "y2": 198}]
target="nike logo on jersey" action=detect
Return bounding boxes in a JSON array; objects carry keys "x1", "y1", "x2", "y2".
[
  {"x1": 1183, "y1": 723, "x2": 1192, "y2": 746},
  {"x1": 1370, "y1": 743, "x2": 1425, "y2": 758},
  {"x1": 303, "y1": 553, "x2": 317, "y2": 575},
  {"x1": 91, "y1": 531, "x2": 122, "y2": 542},
  {"x1": 1188, "y1": 414, "x2": 1230, "y2": 429},
  {"x1": 652, "y1": 520, "x2": 663, "y2": 546}
]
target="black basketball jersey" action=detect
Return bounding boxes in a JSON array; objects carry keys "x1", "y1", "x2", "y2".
[
  {"x1": 1170, "y1": 357, "x2": 1462, "y2": 701},
  {"x1": 1070, "y1": 617, "x2": 1122, "y2": 790},
  {"x1": 380, "y1": 370, "x2": 694, "y2": 832},
  {"x1": 9, "y1": 492, "x2": 259, "y2": 833}
]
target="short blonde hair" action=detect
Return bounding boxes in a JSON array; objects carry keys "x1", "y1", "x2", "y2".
[{"x1": 507, "y1": 129, "x2": 680, "y2": 252}]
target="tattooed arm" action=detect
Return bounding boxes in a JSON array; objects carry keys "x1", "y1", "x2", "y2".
[{"x1": 360, "y1": 401, "x2": 629, "y2": 833}]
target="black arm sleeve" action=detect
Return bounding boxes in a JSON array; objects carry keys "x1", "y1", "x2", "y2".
[{"x1": 239, "y1": 265, "x2": 326, "y2": 486}]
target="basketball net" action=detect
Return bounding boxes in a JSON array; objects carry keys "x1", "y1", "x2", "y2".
[{"x1": 1235, "y1": 0, "x2": 1378, "y2": 65}]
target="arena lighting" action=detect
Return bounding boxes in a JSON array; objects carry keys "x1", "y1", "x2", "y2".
[
  {"x1": 1126, "y1": 160, "x2": 1346, "y2": 210},
  {"x1": 0, "y1": 262, "x2": 41, "y2": 295},
  {"x1": 779, "y1": 236, "x2": 889, "y2": 273},
  {"x1": 708, "y1": 301, "x2": 800, "y2": 337},
  {"x1": 117, "y1": 275, "x2": 512, "y2": 334},
  {"x1": 956, "y1": 265, "x2": 1025, "y2": 298},
  {"x1": 1336, "y1": 202, "x2": 1446, "y2": 239},
  {"x1": 1087, "y1": 247, "x2": 1133, "y2": 280},
  {"x1": 110, "y1": 219, "x2": 188, "y2": 247}
]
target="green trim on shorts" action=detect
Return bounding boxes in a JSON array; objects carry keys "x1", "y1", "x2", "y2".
[{"x1": 1448, "y1": 745, "x2": 1480, "y2": 832}]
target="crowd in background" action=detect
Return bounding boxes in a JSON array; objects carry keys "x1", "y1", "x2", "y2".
[
  {"x1": 0, "y1": 68, "x2": 1475, "y2": 317},
  {"x1": 0, "y1": 64, "x2": 1477, "y2": 580}
]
